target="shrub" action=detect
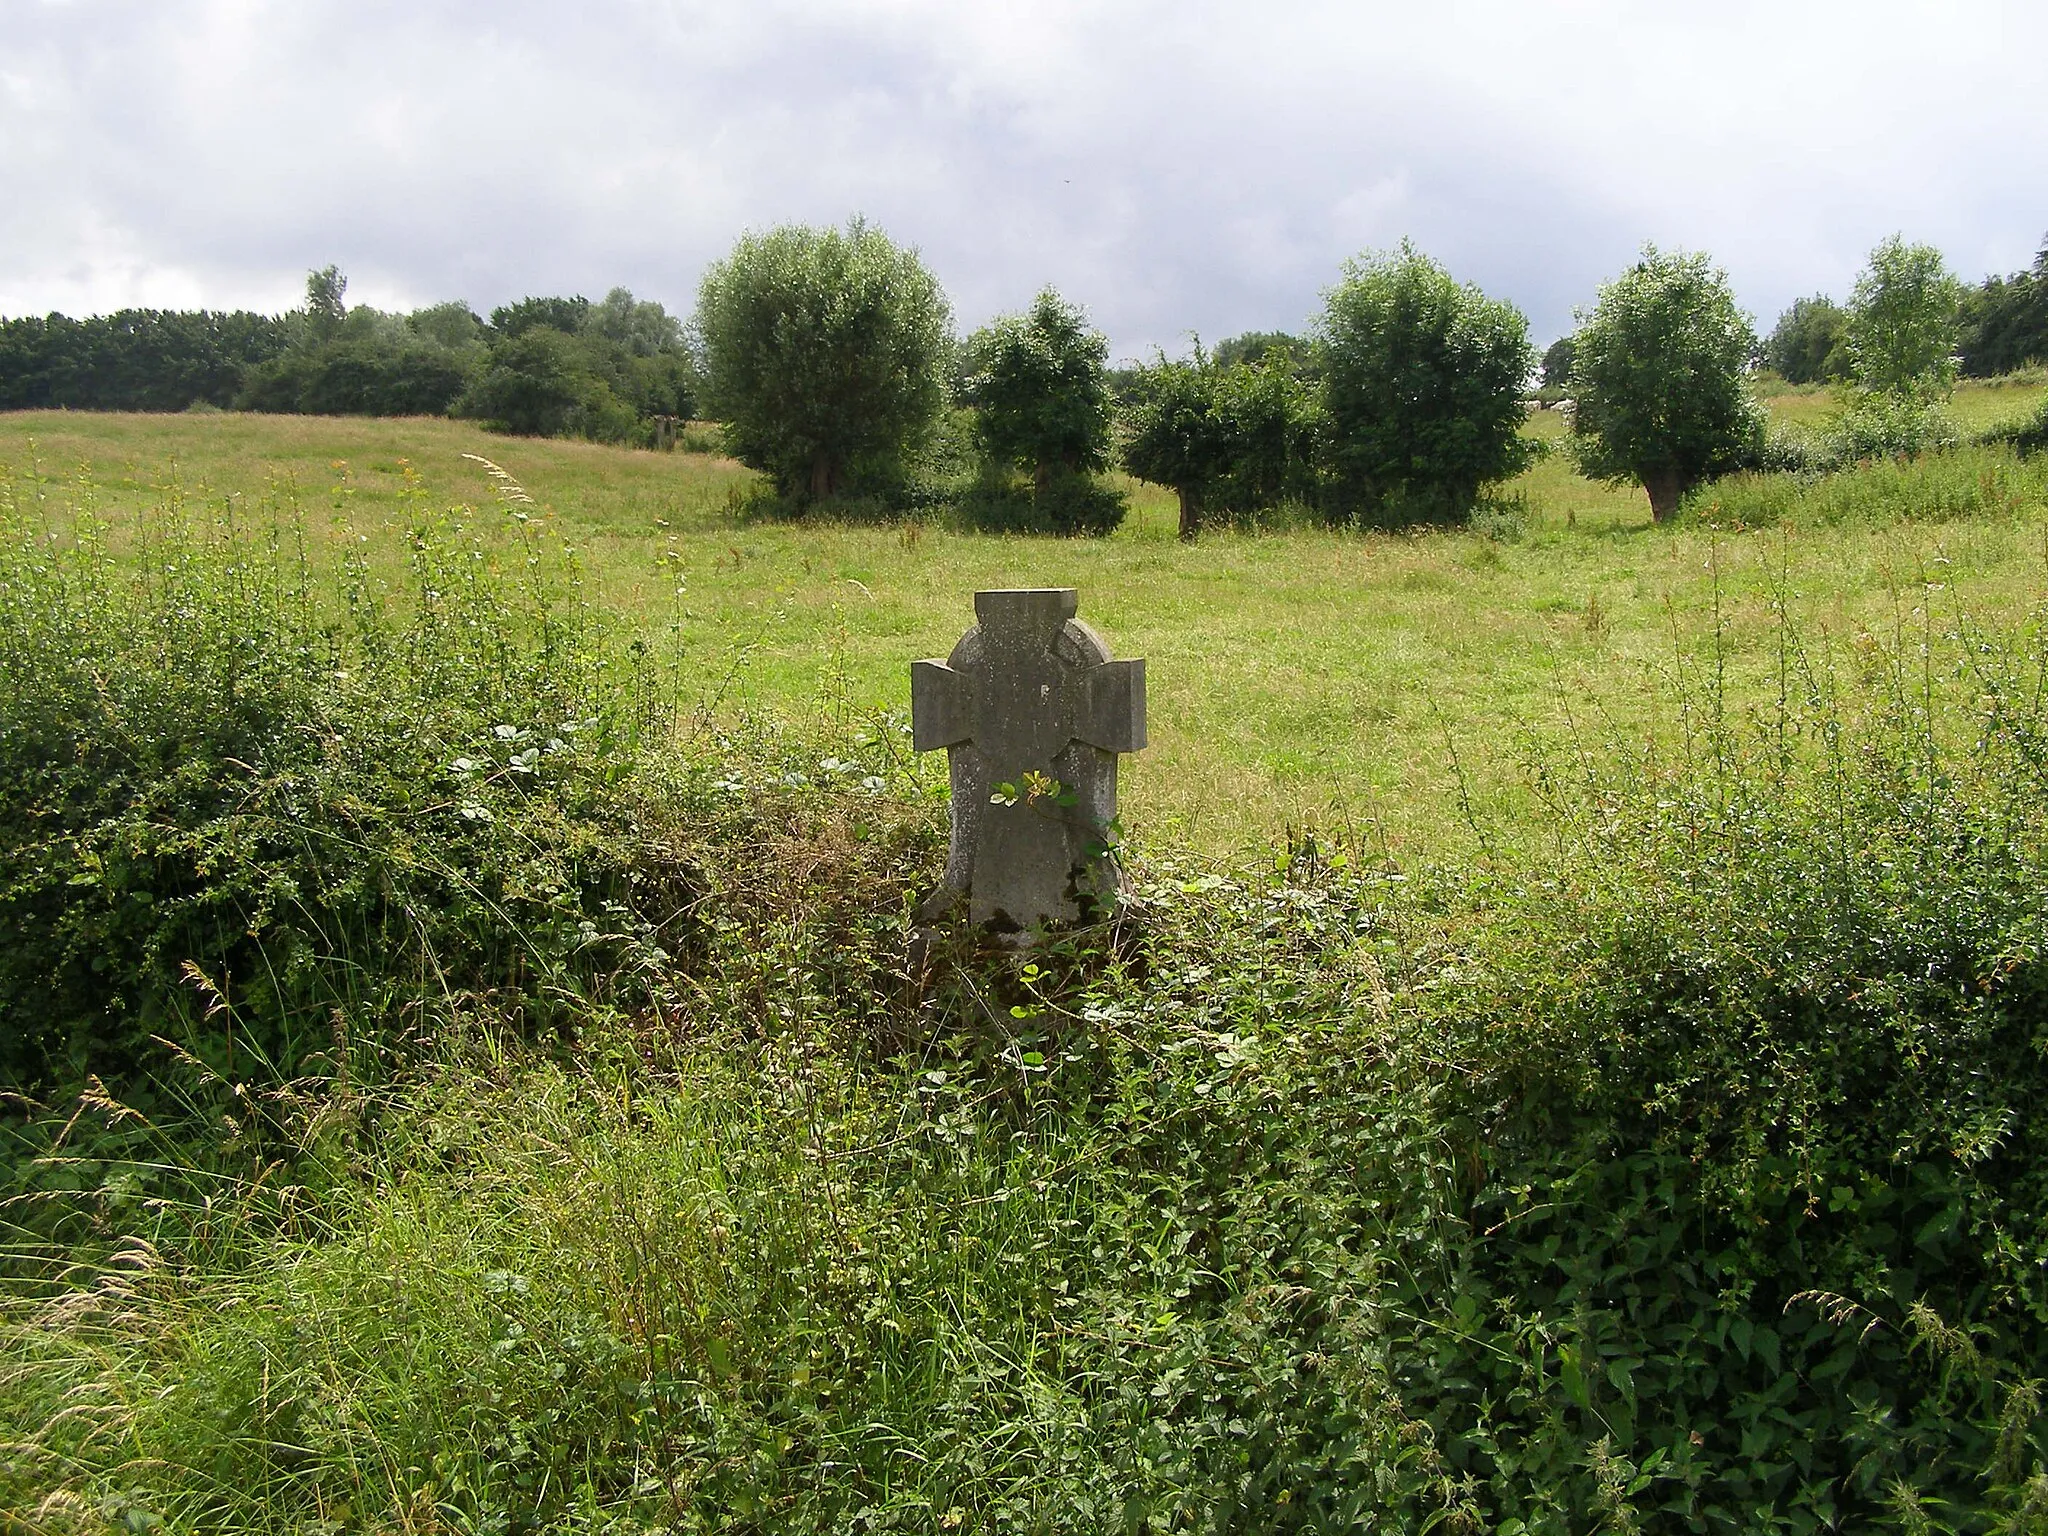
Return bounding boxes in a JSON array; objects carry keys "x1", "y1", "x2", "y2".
[
  {"x1": 961, "y1": 288, "x2": 1113, "y2": 490},
  {"x1": 1820, "y1": 390, "x2": 1961, "y2": 463},
  {"x1": 1848, "y1": 234, "x2": 1965, "y2": 400},
  {"x1": 2000, "y1": 393, "x2": 2048, "y2": 455},
  {"x1": 0, "y1": 461, "x2": 686, "y2": 1095},
  {"x1": 1680, "y1": 442, "x2": 2047, "y2": 527},
  {"x1": 1735, "y1": 395, "x2": 1969, "y2": 483},
  {"x1": 11, "y1": 592, "x2": 2048, "y2": 1533},
  {"x1": 1316, "y1": 242, "x2": 1533, "y2": 526},
  {"x1": 456, "y1": 325, "x2": 655, "y2": 441},
  {"x1": 1442, "y1": 608, "x2": 2048, "y2": 1528},
  {"x1": 237, "y1": 270, "x2": 483, "y2": 419},
  {"x1": 696, "y1": 218, "x2": 953, "y2": 504},
  {"x1": 463, "y1": 291, "x2": 696, "y2": 442},
  {"x1": 1207, "y1": 358, "x2": 1323, "y2": 519},
  {"x1": 1120, "y1": 353, "x2": 1322, "y2": 537},
  {"x1": 238, "y1": 339, "x2": 472, "y2": 416},
  {"x1": 1569, "y1": 244, "x2": 1765, "y2": 520}
]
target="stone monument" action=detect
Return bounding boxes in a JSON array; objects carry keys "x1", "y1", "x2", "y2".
[{"x1": 911, "y1": 589, "x2": 1145, "y2": 935}]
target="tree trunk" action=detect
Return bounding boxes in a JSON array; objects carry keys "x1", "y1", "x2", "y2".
[
  {"x1": 1176, "y1": 487, "x2": 1201, "y2": 541},
  {"x1": 808, "y1": 454, "x2": 839, "y2": 502},
  {"x1": 1642, "y1": 466, "x2": 1686, "y2": 522}
]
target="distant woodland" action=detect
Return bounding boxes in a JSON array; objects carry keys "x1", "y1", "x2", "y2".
[{"x1": 0, "y1": 267, "x2": 698, "y2": 447}]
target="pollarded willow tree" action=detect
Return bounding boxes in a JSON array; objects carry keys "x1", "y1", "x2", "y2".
[
  {"x1": 1316, "y1": 243, "x2": 1534, "y2": 526},
  {"x1": 695, "y1": 218, "x2": 953, "y2": 503},
  {"x1": 1121, "y1": 357, "x2": 1235, "y2": 540},
  {"x1": 1569, "y1": 245, "x2": 1765, "y2": 522},
  {"x1": 961, "y1": 288, "x2": 1113, "y2": 490},
  {"x1": 1121, "y1": 351, "x2": 1320, "y2": 539}
]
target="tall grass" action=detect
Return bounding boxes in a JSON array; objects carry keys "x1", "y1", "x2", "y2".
[{"x1": 1684, "y1": 442, "x2": 2048, "y2": 529}]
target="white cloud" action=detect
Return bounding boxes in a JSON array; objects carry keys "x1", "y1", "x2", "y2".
[{"x1": 1, "y1": 0, "x2": 2042, "y2": 349}]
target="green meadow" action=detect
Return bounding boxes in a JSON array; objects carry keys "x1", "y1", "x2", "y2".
[{"x1": 6, "y1": 374, "x2": 2047, "y2": 855}]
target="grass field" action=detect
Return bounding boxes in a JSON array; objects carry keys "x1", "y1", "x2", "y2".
[{"x1": 5, "y1": 376, "x2": 2047, "y2": 854}]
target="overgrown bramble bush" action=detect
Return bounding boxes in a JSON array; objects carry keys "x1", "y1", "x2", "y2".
[{"x1": 0, "y1": 459, "x2": 705, "y2": 1097}]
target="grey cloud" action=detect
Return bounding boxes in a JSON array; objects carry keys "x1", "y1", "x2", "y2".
[{"x1": 3, "y1": 0, "x2": 2043, "y2": 351}]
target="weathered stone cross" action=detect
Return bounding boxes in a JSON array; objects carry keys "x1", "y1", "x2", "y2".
[{"x1": 911, "y1": 589, "x2": 1146, "y2": 934}]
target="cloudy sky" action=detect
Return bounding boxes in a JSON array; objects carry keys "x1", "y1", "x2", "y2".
[{"x1": 4, "y1": 0, "x2": 2044, "y2": 354}]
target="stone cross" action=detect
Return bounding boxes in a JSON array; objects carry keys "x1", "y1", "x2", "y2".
[{"x1": 911, "y1": 589, "x2": 1145, "y2": 934}]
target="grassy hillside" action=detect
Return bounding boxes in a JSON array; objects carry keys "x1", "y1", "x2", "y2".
[{"x1": 4, "y1": 374, "x2": 2046, "y2": 854}]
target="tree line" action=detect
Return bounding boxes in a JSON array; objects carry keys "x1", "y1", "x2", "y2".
[
  {"x1": 692, "y1": 222, "x2": 2030, "y2": 534},
  {"x1": 0, "y1": 267, "x2": 697, "y2": 447},
  {"x1": 4, "y1": 223, "x2": 2044, "y2": 532}
]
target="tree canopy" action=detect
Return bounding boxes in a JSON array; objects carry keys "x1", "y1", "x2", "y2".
[
  {"x1": 1121, "y1": 357, "x2": 1237, "y2": 540},
  {"x1": 961, "y1": 288, "x2": 1112, "y2": 487},
  {"x1": 1959, "y1": 236, "x2": 2048, "y2": 377},
  {"x1": 1539, "y1": 335, "x2": 1577, "y2": 391},
  {"x1": 1764, "y1": 295, "x2": 1849, "y2": 384},
  {"x1": 1847, "y1": 235, "x2": 1964, "y2": 399},
  {"x1": 1315, "y1": 244, "x2": 1533, "y2": 525},
  {"x1": 1120, "y1": 350, "x2": 1320, "y2": 538},
  {"x1": 696, "y1": 219, "x2": 952, "y2": 502},
  {"x1": 1569, "y1": 245, "x2": 1764, "y2": 521}
]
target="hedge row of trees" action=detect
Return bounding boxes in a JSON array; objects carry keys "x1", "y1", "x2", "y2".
[
  {"x1": 689, "y1": 228, "x2": 1547, "y2": 536},
  {"x1": 5, "y1": 224, "x2": 2039, "y2": 531},
  {"x1": 0, "y1": 267, "x2": 697, "y2": 445},
  {"x1": 692, "y1": 221, "x2": 2028, "y2": 534},
  {"x1": 0, "y1": 308, "x2": 287, "y2": 412},
  {"x1": 1765, "y1": 234, "x2": 2048, "y2": 384}
]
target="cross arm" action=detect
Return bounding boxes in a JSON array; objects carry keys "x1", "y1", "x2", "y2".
[
  {"x1": 910, "y1": 659, "x2": 972, "y2": 751},
  {"x1": 1077, "y1": 659, "x2": 1146, "y2": 753}
]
